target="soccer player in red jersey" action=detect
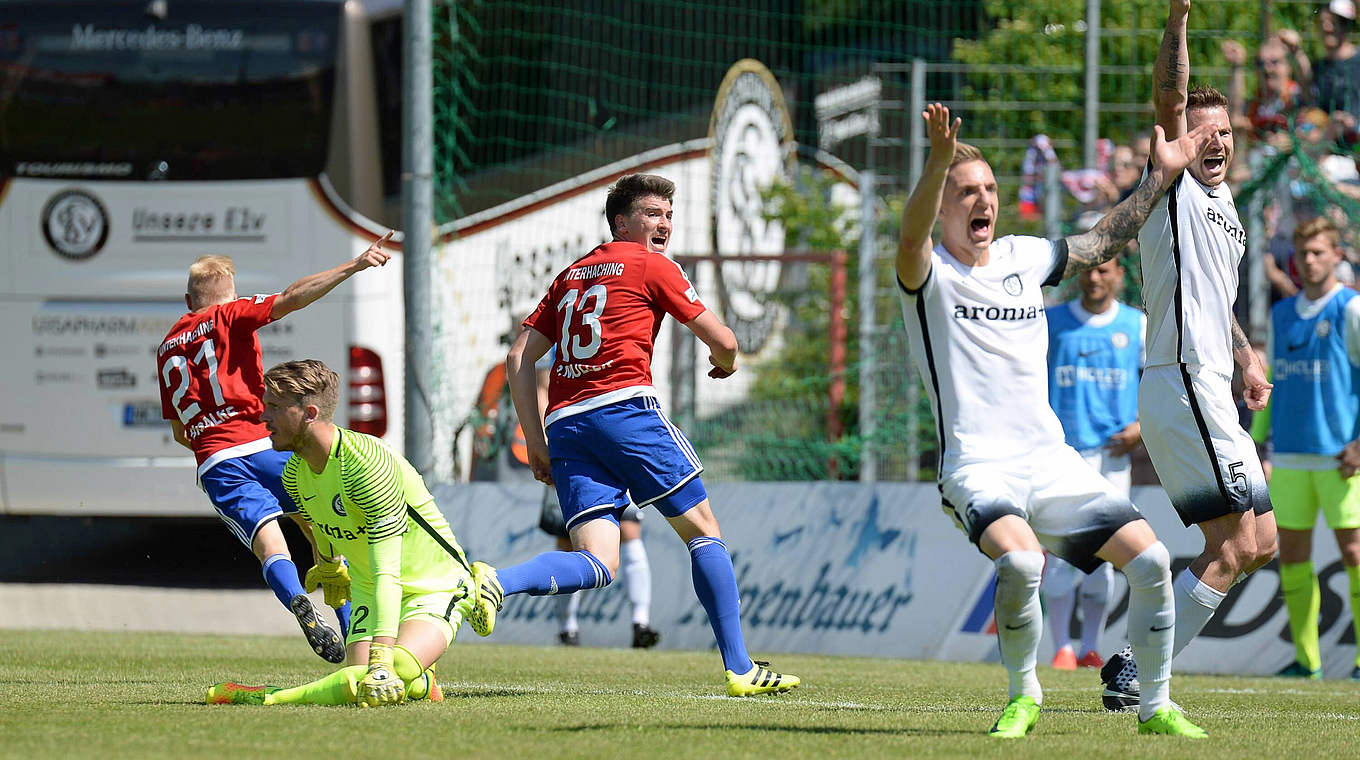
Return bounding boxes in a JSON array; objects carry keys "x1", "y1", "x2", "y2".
[
  {"x1": 470, "y1": 174, "x2": 799, "y2": 696},
  {"x1": 156, "y1": 232, "x2": 393, "y2": 662}
]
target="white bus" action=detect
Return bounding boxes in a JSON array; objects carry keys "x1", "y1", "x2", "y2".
[{"x1": 0, "y1": 0, "x2": 405, "y2": 515}]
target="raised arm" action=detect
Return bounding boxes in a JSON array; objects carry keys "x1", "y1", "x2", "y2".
[
  {"x1": 1062, "y1": 122, "x2": 1213, "y2": 278},
  {"x1": 270, "y1": 230, "x2": 394, "y2": 320},
  {"x1": 1154, "y1": 0, "x2": 1191, "y2": 139},
  {"x1": 1277, "y1": 28, "x2": 1312, "y2": 96},
  {"x1": 1221, "y1": 40, "x2": 1250, "y2": 133},
  {"x1": 507, "y1": 326, "x2": 554, "y2": 483},
  {"x1": 897, "y1": 103, "x2": 961, "y2": 291}
]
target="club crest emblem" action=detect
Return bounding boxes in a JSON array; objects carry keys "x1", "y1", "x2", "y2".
[{"x1": 1002, "y1": 274, "x2": 1023, "y2": 296}]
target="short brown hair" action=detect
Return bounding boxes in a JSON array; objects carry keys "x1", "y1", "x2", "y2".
[
  {"x1": 1186, "y1": 85, "x2": 1229, "y2": 113},
  {"x1": 604, "y1": 174, "x2": 675, "y2": 234},
  {"x1": 264, "y1": 359, "x2": 340, "y2": 423},
  {"x1": 1294, "y1": 215, "x2": 1342, "y2": 250},
  {"x1": 186, "y1": 255, "x2": 235, "y2": 309},
  {"x1": 949, "y1": 142, "x2": 986, "y2": 171}
]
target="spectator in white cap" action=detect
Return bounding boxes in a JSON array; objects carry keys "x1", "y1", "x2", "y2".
[{"x1": 1307, "y1": 0, "x2": 1360, "y2": 144}]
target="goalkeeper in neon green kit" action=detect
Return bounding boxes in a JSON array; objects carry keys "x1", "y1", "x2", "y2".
[{"x1": 207, "y1": 358, "x2": 491, "y2": 707}]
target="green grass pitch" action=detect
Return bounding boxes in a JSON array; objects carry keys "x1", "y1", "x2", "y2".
[{"x1": 3, "y1": 630, "x2": 1357, "y2": 758}]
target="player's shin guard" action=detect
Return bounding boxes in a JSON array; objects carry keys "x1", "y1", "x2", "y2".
[
  {"x1": 335, "y1": 600, "x2": 352, "y2": 638},
  {"x1": 993, "y1": 551, "x2": 1044, "y2": 702},
  {"x1": 688, "y1": 536, "x2": 752, "y2": 674},
  {"x1": 496, "y1": 550, "x2": 612, "y2": 596},
  {"x1": 1171, "y1": 568, "x2": 1226, "y2": 656},
  {"x1": 1120, "y1": 541, "x2": 1173, "y2": 721},
  {"x1": 268, "y1": 665, "x2": 367, "y2": 705},
  {"x1": 261, "y1": 553, "x2": 307, "y2": 608},
  {"x1": 1279, "y1": 561, "x2": 1322, "y2": 671}
]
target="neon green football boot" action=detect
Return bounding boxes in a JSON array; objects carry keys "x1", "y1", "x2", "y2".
[
  {"x1": 988, "y1": 695, "x2": 1040, "y2": 738},
  {"x1": 1138, "y1": 706, "x2": 1208, "y2": 738},
  {"x1": 724, "y1": 660, "x2": 800, "y2": 696},
  {"x1": 206, "y1": 682, "x2": 280, "y2": 705},
  {"x1": 469, "y1": 561, "x2": 504, "y2": 637}
]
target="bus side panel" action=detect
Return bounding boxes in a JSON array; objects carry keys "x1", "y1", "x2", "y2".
[{"x1": 0, "y1": 179, "x2": 393, "y2": 515}]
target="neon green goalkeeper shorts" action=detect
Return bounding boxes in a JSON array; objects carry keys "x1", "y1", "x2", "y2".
[
  {"x1": 1269, "y1": 466, "x2": 1360, "y2": 531},
  {"x1": 345, "y1": 585, "x2": 472, "y2": 649}
]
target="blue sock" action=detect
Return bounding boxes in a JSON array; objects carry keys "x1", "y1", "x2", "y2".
[
  {"x1": 498, "y1": 550, "x2": 612, "y2": 596},
  {"x1": 334, "y1": 600, "x2": 352, "y2": 637},
  {"x1": 261, "y1": 554, "x2": 306, "y2": 608},
  {"x1": 688, "y1": 537, "x2": 752, "y2": 674}
]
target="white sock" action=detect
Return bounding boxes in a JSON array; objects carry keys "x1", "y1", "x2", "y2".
[
  {"x1": 1120, "y1": 542, "x2": 1173, "y2": 721},
  {"x1": 621, "y1": 538, "x2": 652, "y2": 626},
  {"x1": 1078, "y1": 562, "x2": 1114, "y2": 656},
  {"x1": 994, "y1": 551, "x2": 1045, "y2": 702},
  {"x1": 1041, "y1": 556, "x2": 1080, "y2": 654},
  {"x1": 556, "y1": 592, "x2": 580, "y2": 633},
  {"x1": 1172, "y1": 568, "x2": 1227, "y2": 656}
]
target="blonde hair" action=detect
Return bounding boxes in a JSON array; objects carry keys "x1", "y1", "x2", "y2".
[
  {"x1": 1294, "y1": 215, "x2": 1342, "y2": 250},
  {"x1": 950, "y1": 142, "x2": 986, "y2": 171},
  {"x1": 187, "y1": 255, "x2": 236, "y2": 310},
  {"x1": 264, "y1": 359, "x2": 340, "y2": 423}
]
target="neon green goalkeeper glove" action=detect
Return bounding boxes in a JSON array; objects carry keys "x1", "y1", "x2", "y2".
[
  {"x1": 357, "y1": 645, "x2": 405, "y2": 707},
  {"x1": 304, "y1": 556, "x2": 351, "y2": 608}
]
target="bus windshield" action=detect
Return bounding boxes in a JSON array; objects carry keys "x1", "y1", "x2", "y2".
[{"x1": 0, "y1": 1, "x2": 341, "y2": 181}]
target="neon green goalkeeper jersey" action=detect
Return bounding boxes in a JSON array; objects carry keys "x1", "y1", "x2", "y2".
[{"x1": 281, "y1": 426, "x2": 470, "y2": 638}]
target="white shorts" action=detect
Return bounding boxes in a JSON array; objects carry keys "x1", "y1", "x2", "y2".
[
  {"x1": 1139, "y1": 364, "x2": 1271, "y2": 526},
  {"x1": 1077, "y1": 447, "x2": 1131, "y2": 498},
  {"x1": 938, "y1": 444, "x2": 1144, "y2": 572}
]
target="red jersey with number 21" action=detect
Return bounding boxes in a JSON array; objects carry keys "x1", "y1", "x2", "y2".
[
  {"x1": 157, "y1": 294, "x2": 278, "y2": 465},
  {"x1": 525, "y1": 241, "x2": 707, "y2": 423}
]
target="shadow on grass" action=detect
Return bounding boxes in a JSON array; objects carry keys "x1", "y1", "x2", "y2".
[{"x1": 546, "y1": 722, "x2": 977, "y2": 737}]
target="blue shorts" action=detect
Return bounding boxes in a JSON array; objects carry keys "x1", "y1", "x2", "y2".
[
  {"x1": 547, "y1": 396, "x2": 707, "y2": 531},
  {"x1": 200, "y1": 448, "x2": 296, "y2": 549}
]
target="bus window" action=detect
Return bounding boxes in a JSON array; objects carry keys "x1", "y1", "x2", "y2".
[
  {"x1": 369, "y1": 13, "x2": 403, "y2": 203},
  {"x1": 0, "y1": 1, "x2": 342, "y2": 181}
]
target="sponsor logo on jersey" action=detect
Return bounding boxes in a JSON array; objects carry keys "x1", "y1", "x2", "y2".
[
  {"x1": 951, "y1": 304, "x2": 1040, "y2": 321},
  {"x1": 1204, "y1": 206, "x2": 1247, "y2": 247},
  {"x1": 1054, "y1": 365, "x2": 1132, "y2": 389},
  {"x1": 41, "y1": 189, "x2": 109, "y2": 260},
  {"x1": 1273, "y1": 357, "x2": 1329, "y2": 381}
]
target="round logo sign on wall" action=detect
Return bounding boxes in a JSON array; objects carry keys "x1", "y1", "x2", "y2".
[
  {"x1": 709, "y1": 59, "x2": 795, "y2": 353},
  {"x1": 41, "y1": 189, "x2": 109, "y2": 261}
]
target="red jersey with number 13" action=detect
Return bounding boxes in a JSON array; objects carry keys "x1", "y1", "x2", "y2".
[
  {"x1": 157, "y1": 293, "x2": 278, "y2": 464},
  {"x1": 525, "y1": 241, "x2": 707, "y2": 423}
]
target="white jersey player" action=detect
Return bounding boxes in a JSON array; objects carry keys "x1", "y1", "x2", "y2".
[
  {"x1": 1099, "y1": 0, "x2": 1278, "y2": 713},
  {"x1": 897, "y1": 101, "x2": 1213, "y2": 738}
]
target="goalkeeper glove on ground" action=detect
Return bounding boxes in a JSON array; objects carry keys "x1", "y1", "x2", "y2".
[{"x1": 357, "y1": 645, "x2": 405, "y2": 707}]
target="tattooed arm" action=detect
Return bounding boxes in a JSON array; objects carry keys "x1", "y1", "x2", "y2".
[
  {"x1": 1232, "y1": 315, "x2": 1272, "y2": 411},
  {"x1": 1154, "y1": 0, "x2": 1191, "y2": 139},
  {"x1": 1062, "y1": 121, "x2": 1214, "y2": 279}
]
